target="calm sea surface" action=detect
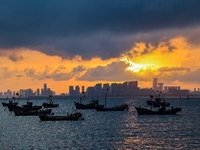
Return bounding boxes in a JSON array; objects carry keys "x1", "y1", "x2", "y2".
[{"x1": 0, "y1": 97, "x2": 200, "y2": 150}]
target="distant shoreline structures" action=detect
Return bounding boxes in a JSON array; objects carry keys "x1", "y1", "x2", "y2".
[
  {"x1": 0, "y1": 94, "x2": 199, "y2": 100},
  {"x1": 1, "y1": 78, "x2": 199, "y2": 99}
]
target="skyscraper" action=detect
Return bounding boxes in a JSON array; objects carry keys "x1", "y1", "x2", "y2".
[
  {"x1": 69, "y1": 86, "x2": 74, "y2": 96},
  {"x1": 152, "y1": 77, "x2": 158, "y2": 91},
  {"x1": 43, "y1": 83, "x2": 47, "y2": 96}
]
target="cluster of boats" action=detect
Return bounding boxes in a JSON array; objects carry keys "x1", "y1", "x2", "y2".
[
  {"x1": 2, "y1": 95, "x2": 84, "y2": 121},
  {"x1": 2, "y1": 91, "x2": 182, "y2": 121},
  {"x1": 135, "y1": 94, "x2": 182, "y2": 115},
  {"x1": 74, "y1": 92, "x2": 129, "y2": 111}
]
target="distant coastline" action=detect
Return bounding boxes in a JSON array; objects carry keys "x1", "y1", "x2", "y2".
[{"x1": 0, "y1": 95, "x2": 200, "y2": 100}]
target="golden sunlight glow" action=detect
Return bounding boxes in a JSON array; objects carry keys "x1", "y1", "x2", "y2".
[
  {"x1": 120, "y1": 56, "x2": 155, "y2": 72},
  {"x1": 1, "y1": 36, "x2": 200, "y2": 94}
]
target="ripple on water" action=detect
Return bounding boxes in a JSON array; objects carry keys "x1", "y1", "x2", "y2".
[{"x1": 0, "y1": 98, "x2": 200, "y2": 149}]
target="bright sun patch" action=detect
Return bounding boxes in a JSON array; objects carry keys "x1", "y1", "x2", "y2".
[{"x1": 120, "y1": 57, "x2": 155, "y2": 73}]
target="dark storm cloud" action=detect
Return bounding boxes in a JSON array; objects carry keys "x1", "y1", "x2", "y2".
[
  {"x1": 78, "y1": 61, "x2": 139, "y2": 81},
  {"x1": 1, "y1": 0, "x2": 200, "y2": 59},
  {"x1": 8, "y1": 54, "x2": 24, "y2": 62}
]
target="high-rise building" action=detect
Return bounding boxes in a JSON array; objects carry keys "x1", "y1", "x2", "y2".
[
  {"x1": 4, "y1": 90, "x2": 12, "y2": 98},
  {"x1": 110, "y1": 83, "x2": 119, "y2": 96},
  {"x1": 69, "y1": 86, "x2": 74, "y2": 96},
  {"x1": 152, "y1": 77, "x2": 158, "y2": 91},
  {"x1": 95, "y1": 83, "x2": 102, "y2": 96},
  {"x1": 43, "y1": 83, "x2": 47, "y2": 96},
  {"x1": 36, "y1": 88, "x2": 40, "y2": 96},
  {"x1": 87, "y1": 87, "x2": 95, "y2": 96},
  {"x1": 129, "y1": 81, "x2": 138, "y2": 89},
  {"x1": 75, "y1": 85, "x2": 80, "y2": 96},
  {"x1": 82, "y1": 86, "x2": 85, "y2": 93},
  {"x1": 158, "y1": 83, "x2": 164, "y2": 91},
  {"x1": 103, "y1": 83, "x2": 110, "y2": 94}
]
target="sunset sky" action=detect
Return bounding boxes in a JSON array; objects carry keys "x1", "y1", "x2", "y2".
[{"x1": 1, "y1": 1, "x2": 200, "y2": 94}]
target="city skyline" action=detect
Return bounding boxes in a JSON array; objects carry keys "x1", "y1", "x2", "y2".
[
  {"x1": 1, "y1": 77, "x2": 200, "y2": 98},
  {"x1": 1, "y1": 1, "x2": 200, "y2": 94}
]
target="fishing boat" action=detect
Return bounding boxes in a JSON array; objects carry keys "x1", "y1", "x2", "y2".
[
  {"x1": 42, "y1": 95, "x2": 59, "y2": 108},
  {"x1": 146, "y1": 98, "x2": 170, "y2": 107},
  {"x1": 135, "y1": 106, "x2": 182, "y2": 115},
  {"x1": 8, "y1": 100, "x2": 42, "y2": 111},
  {"x1": 96, "y1": 90, "x2": 129, "y2": 111},
  {"x1": 13, "y1": 108, "x2": 52, "y2": 116},
  {"x1": 2, "y1": 99, "x2": 18, "y2": 107},
  {"x1": 74, "y1": 92, "x2": 104, "y2": 109},
  {"x1": 2, "y1": 94, "x2": 20, "y2": 107},
  {"x1": 74, "y1": 100, "x2": 104, "y2": 109},
  {"x1": 146, "y1": 92, "x2": 170, "y2": 107},
  {"x1": 38, "y1": 112, "x2": 84, "y2": 121},
  {"x1": 22, "y1": 100, "x2": 42, "y2": 109}
]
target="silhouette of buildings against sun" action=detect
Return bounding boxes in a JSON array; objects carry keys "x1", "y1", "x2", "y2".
[
  {"x1": 68, "y1": 78, "x2": 189, "y2": 97},
  {"x1": 0, "y1": 78, "x2": 196, "y2": 98},
  {"x1": 0, "y1": 83, "x2": 54, "y2": 98}
]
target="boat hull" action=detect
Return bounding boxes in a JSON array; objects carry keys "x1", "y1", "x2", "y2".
[
  {"x1": 74, "y1": 102, "x2": 104, "y2": 109},
  {"x1": 135, "y1": 106, "x2": 181, "y2": 115},
  {"x1": 39, "y1": 112, "x2": 83, "y2": 121},
  {"x1": 8, "y1": 105, "x2": 42, "y2": 111},
  {"x1": 2, "y1": 102, "x2": 18, "y2": 107},
  {"x1": 14, "y1": 109, "x2": 52, "y2": 116}
]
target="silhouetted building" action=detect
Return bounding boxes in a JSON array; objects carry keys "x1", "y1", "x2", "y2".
[
  {"x1": 157, "y1": 83, "x2": 164, "y2": 91},
  {"x1": 95, "y1": 83, "x2": 103, "y2": 96},
  {"x1": 69, "y1": 86, "x2": 74, "y2": 96},
  {"x1": 152, "y1": 77, "x2": 158, "y2": 91},
  {"x1": 75, "y1": 85, "x2": 80, "y2": 96},
  {"x1": 87, "y1": 87, "x2": 95, "y2": 96},
  {"x1": 129, "y1": 81, "x2": 138, "y2": 89},
  {"x1": 82, "y1": 86, "x2": 85, "y2": 93},
  {"x1": 103, "y1": 83, "x2": 110, "y2": 95}
]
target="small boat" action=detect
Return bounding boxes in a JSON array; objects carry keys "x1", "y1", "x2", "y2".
[
  {"x1": 2, "y1": 100, "x2": 18, "y2": 107},
  {"x1": 135, "y1": 106, "x2": 182, "y2": 115},
  {"x1": 13, "y1": 108, "x2": 52, "y2": 116},
  {"x1": 74, "y1": 100, "x2": 104, "y2": 109},
  {"x1": 147, "y1": 93, "x2": 170, "y2": 107},
  {"x1": 2, "y1": 96, "x2": 19, "y2": 107},
  {"x1": 22, "y1": 101, "x2": 43, "y2": 109},
  {"x1": 42, "y1": 95, "x2": 59, "y2": 108},
  {"x1": 74, "y1": 92, "x2": 104, "y2": 109},
  {"x1": 8, "y1": 101, "x2": 42, "y2": 111},
  {"x1": 38, "y1": 112, "x2": 84, "y2": 121},
  {"x1": 96, "y1": 91, "x2": 129, "y2": 111},
  {"x1": 146, "y1": 98, "x2": 170, "y2": 107}
]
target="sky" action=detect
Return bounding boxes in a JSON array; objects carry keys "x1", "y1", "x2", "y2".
[{"x1": 1, "y1": 0, "x2": 200, "y2": 94}]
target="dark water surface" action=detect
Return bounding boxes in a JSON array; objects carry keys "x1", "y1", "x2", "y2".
[{"x1": 0, "y1": 97, "x2": 200, "y2": 150}]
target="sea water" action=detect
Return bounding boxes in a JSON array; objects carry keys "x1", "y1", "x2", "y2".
[{"x1": 0, "y1": 97, "x2": 200, "y2": 150}]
